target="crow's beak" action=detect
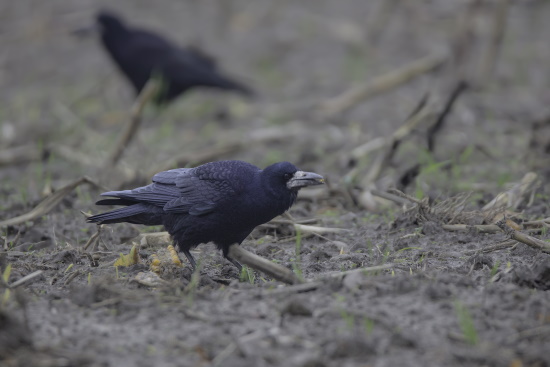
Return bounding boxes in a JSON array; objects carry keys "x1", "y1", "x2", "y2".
[
  {"x1": 287, "y1": 171, "x2": 325, "y2": 189},
  {"x1": 71, "y1": 24, "x2": 100, "y2": 38}
]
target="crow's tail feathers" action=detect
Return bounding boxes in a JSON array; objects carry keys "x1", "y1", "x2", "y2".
[
  {"x1": 210, "y1": 74, "x2": 255, "y2": 99},
  {"x1": 224, "y1": 79, "x2": 255, "y2": 98},
  {"x1": 87, "y1": 203, "x2": 154, "y2": 225}
]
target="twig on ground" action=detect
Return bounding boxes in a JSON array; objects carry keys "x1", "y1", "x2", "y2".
[
  {"x1": 442, "y1": 224, "x2": 501, "y2": 233},
  {"x1": 386, "y1": 188, "x2": 423, "y2": 205},
  {"x1": 107, "y1": 79, "x2": 159, "y2": 167},
  {"x1": 351, "y1": 99, "x2": 438, "y2": 212},
  {"x1": 83, "y1": 225, "x2": 103, "y2": 251},
  {"x1": 9, "y1": 270, "x2": 44, "y2": 288},
  {"x1": 270, "y1": 218, "x2": 318, "y2": 225},
  {"x1": 352, "y1": 81, "x2": 467, "y2": 206},
  {"x1": 63, "y1": 270, "x2": 81, "y2": 286},
  {"x1": 523, "y1": 218, "x2": 550, "y2": 227},
  {"x1": 378, "y1": 189, "x2": 482, "y2": 227},
  {"x1": 323, "y1": 263, "x2": 394, "y2": 281},
  {"x1": 426, "y1": 81, "x2": 469, "y2": 152},
  {"x1": 267, "y1": 263, "x2": 394, "y2": 295},
  {"x1": 293, "y1": 224, "x2": 350, "y2": 234},
  {"x1": 317, "y1": 52, "x2": 447, "y2": 119},
  {"x1": 370, "y1": 189, "x2": 410, "y2": 206},
  {"x1": 0, "y1": 177, "x2": 98, "y2": 227},
  {"x1": 361, "y1": 101, "x2": 435, "y2": 187},
  {"x1": 495, "y1": 218, "x2": 550, "y2": 254},
  {"x1": 228, "y1": 244, "x2": 302, "y2": 285},
  {"x1": 464, "y1": 239, "x2": 517, "y2": 255}
]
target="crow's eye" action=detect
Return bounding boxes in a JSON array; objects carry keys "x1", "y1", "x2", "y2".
[{"x1": 283, "y1": 173, "x2": 293, "y2": 181}]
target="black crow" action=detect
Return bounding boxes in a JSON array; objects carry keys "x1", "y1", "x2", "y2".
[
  {"x1": 87, "y1": 160, "x2": 324, "y2": 269},
  {"x1": 94, "y1": 11, "x2": 254, "y2": 104}
]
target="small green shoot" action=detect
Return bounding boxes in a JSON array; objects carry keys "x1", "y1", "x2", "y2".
[
  {"x1": 382, "y1": 250, "x2": 391, "y2": 264},
  {"x1": 454, "y1": 301, "x2": 478, "y2": 345},
  {"x1": 458, "y1": 145, "x2": 474, "y2": 165},
  {"x1": 240, "y1": 266, "x2": 256, "y2": 284},
  {"x1": 490, "y1": 260, "x2": 501, "y2": 277},
  {"x1": 293, "y1": 227, "x2": 303, "y2": 281},
  {"x1": 414, "y1": 177, "x2": 424, "y2": 199},
  {"x1": 363, "y1": 318, "x2": 375, "y2": 335},
  {"x1": 2, "y1": 264, "x2": 12, "y2": 305},
  {"x1": 185, "y1": 260, "x2": 202, "y2": 307},
  {"x1": 339, "y1": 309, "x2": 355, "y2": 331},
  {"x1": 395, "y1": 246, "x2": 422, "y2": 254}
]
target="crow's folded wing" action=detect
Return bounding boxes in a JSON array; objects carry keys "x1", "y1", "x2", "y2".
[
  {"x1": 160, "y1": 50, "x2": 252, "y2": 95},
  {"x1": 97, "y1": 168, "x2": 192, "y2": 207},
  {"x1": 183, "y1": 46, "x2": 218, "y2": 70},
  {"x1": 99, "y1": 183, "x2": 181, "y2": 207},
  {"x1": 159, "y1": 163, "x2": 257, "y2": 216},
  {"x1": 162, "y1": 166, "x2": 243, "y2": 216},
  {"x1": 101, "y1": 163, "x2": 256, "y2": 216}
]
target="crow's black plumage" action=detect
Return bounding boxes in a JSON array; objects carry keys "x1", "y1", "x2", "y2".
[
  {"x1": 95, "y1": 11, "x2": 254, "y2": 104},
  {"x1": 87, "y1": 160, "x2": 324, "y2": 269}
]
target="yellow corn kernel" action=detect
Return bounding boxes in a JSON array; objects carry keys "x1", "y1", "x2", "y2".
[
  {"x1": 150, "y1": 254, "x2": 161, "y2": 274},
  {"x1": 167, "y1": 245, "x2": 183, "y2": 267}
]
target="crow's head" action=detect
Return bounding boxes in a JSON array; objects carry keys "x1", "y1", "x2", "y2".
[{"x1": 263, "y1": 162, "x2": 324, "y2": 192}]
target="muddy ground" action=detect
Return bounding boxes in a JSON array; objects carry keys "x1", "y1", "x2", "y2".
[{"x1": 1, "y1": 0, "x2": 550, "y2": 366}]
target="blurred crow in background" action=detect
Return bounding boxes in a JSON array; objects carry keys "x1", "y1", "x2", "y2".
[
  {"x1": 86, "y1": 11, "x2": 255, "y2": 104},
  {"x1": 88, "y1": 160, "x2": 324, "y2": 269}
]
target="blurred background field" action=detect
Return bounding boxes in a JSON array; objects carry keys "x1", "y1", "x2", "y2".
[
  {"x1": 2, "y1": 0, "x2": 548, "y2": 199},
  {"x1": 1, "y1": 1, "x2": 549, "y2": 366}
]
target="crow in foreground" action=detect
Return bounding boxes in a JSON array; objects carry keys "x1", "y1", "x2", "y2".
[
  {"x1": 94, "y1": 11, "x2": 254, "y2": 104},
  {"x1": 88, "y1": 161, "x2": 324, "y2": 269}
]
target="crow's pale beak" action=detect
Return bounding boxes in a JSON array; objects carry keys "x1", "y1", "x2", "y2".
[{"x1": 287, "y1": 171, "x2": 325, "y2": 189}]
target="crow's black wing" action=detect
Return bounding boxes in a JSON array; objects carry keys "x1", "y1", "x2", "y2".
[
  {"x1": 99, "y1": 162, "x2": 258, "y2": 216},
  {"x1": 98, "y1": 181, "x2": 181, "y2": 208},
  {"x1": 161, "y1": 161, "x2": 258, "y2": 216},
  {"x1": 96, "y1": 167, "x2": 193, "y2": 208},
  {"x1": 183, "y1": 46, "x2": 218, "y2": 70},
  {"x1": 131, "y1": 29, "x2": 178, "y2": 51},
  {"x1": 107, "y1": 29, "x2": 179, "y2": 91},
  {"x1": 159, "y1": 49, "x2": 253, "y2": 96}
]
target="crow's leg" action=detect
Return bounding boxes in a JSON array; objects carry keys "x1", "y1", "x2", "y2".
[
  {"x1": 225, "y1": 256, "x2": 242, "y2": 272},
  {"x1": 182, "y1": 249, "x2": 197, "y2": 270}
]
